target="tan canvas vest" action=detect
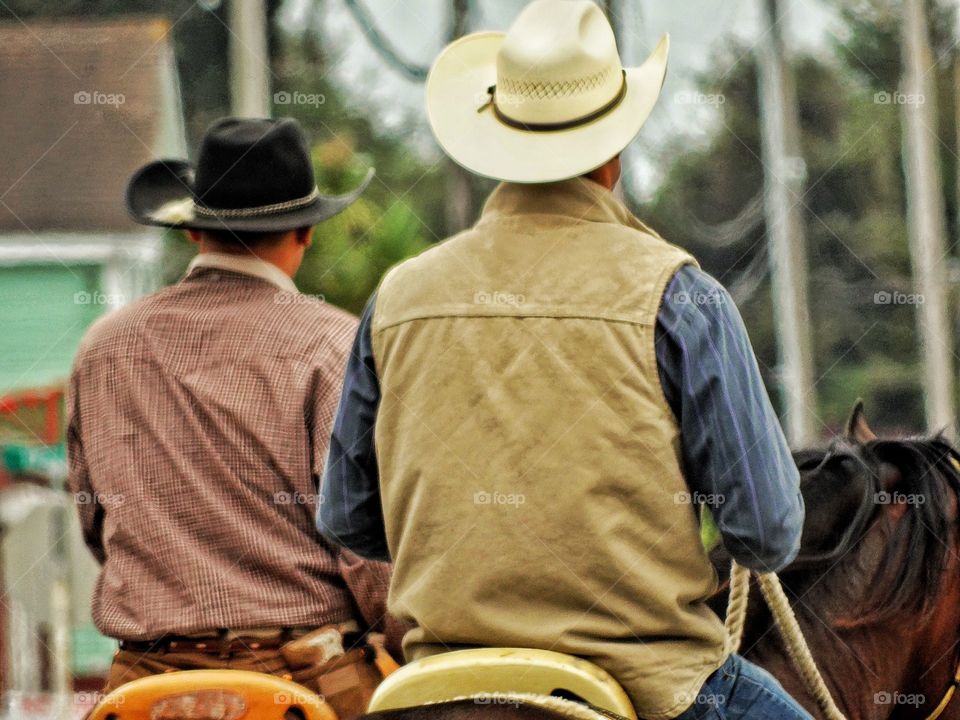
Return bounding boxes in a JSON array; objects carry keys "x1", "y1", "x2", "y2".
[{"x1": 371, "y1": 179, "x2": 727, "y2": 720}]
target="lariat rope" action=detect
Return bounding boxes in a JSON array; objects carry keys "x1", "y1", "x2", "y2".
[
  {"x1": 726, "y1": 558, "x2": 960, "y2": 720},
  {"x1": 725, "y1": 561, "x2": 846, "y2": 720}
]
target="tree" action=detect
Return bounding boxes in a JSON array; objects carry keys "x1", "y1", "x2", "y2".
[{"x1": 641, "y1": 0, "x2": 959, "y2": 434}]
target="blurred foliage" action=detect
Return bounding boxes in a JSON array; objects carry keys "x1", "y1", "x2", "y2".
[
  {"x1": 639, "y1": 0, "x2": 959, "y2": 437},
  {"x1": 298, "y1": 137, "x2": 430, "y2": 311},
  {"x1": 271, "y1": 30, "x2": 437, "y2": 313}
]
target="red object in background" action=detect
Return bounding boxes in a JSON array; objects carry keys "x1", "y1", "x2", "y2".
[
  {"x1": 0, "y1": 387, "x2": 65, "y2": 698},
  {"x1": 0, "y1": 387, "x2": 64, "y2": 444}
]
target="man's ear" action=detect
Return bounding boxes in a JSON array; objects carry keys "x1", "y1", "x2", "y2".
[
  {"x1": 845, "y1": 399, "x2": 877, "y2": 444},
  {"x1": 186, "y1": 229, "x2": 203, "y2": 245},
  {"x1": 295, "y1": 226, "x2": 314, "y2": 248}
]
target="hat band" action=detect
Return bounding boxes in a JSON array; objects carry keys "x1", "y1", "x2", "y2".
[
  {"x1": 481, "y1": 70, "x2": 627, "y2": 132},
  {"x1": 194, "y1": 187, "x2": 321, "y2": 218}
]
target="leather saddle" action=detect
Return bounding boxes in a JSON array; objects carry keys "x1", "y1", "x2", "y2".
[
  {"x1": 367, "y1": 648, "x2": 637, "y2": 720},
  {"x1": 88, "y1": 669, "x2": 335, "y2": 720}
]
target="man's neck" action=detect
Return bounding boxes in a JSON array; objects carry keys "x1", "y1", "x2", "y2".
[{"x1": 197, "y1": 241, "x2": 297, "y2": 279}]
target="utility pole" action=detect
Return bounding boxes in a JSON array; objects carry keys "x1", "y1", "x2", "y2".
[
  {"x1": 444, "y1": 0, "x2": 474, "y2": 232},
  {"x1": 901, "y1": 0, "x2": 955, "y2": 435},
  {"x1": 600, "y1": 0, "x2": 625, "y2": 54},
  {"x1": 602, "y1": 0, "x2": 628, "y2": 202},
  {"x1": 229, "y1": 0, "x2": 271, "y2": 117},
  {"x1": 608, "y1": 0, "x2": 647, "y2": 203},
  {"x1": 755, "y1": 0, "x2": 816, "y2": 446}
]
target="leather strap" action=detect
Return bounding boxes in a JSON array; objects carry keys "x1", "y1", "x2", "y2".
[
  {"x1": 119, "y1": 623, "x2": 356, "y2": 658},
  {"x1": 480, "y1": 71, "x2": 628, "y2": 132},
  {"x1": 120, "y1": 632, "x2": 291, "y2": 656}
]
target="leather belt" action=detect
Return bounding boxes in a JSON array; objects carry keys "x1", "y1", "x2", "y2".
[{"x1": 119, "y1": 622, "x2": 360, "y2": 659}]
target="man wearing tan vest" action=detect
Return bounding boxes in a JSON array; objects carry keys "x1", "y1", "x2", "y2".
[{"x1": 320, "y1": 2, "x2": 808, "y2": 719}]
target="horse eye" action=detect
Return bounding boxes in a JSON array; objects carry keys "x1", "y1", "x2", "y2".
[
  {"x1": 795, "y1": 452, "x2": 827, "y2": 471},
  {"x1": 837, "y1": 456, "x2": 862, "y2": 476}
]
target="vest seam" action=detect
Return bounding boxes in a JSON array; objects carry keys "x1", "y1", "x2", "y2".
[
  {"x1": 476, "y1": 213, "x2": 664, "y2": 240},
  {"x1": 372, "y1": 309, "x2": 658, "y2": 334}
]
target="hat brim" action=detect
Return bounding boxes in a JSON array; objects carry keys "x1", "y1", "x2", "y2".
[
  {"x1": 125, "y1": 160, "x2": 374, "y2": 232},
  {"x1": 426, "y1": 31, "x2": 669, "y2": 184}
]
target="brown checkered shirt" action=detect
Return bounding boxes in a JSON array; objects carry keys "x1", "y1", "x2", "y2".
[{"x1": 67, "y1": 257, "x2": 391, "y2": 641}]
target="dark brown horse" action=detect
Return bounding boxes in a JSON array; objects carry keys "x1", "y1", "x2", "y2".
[
  {"x1": 707, "y1": 405, "x2": 960, "y2": 719},
  {"x1": 362, "y1": 404, "x2": 960, "y2": 720}
]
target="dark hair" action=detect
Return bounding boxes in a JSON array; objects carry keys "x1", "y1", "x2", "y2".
[
  {"x1": 854, "y1": 437, "x2": 960, "y2": 623},
  {"x1": 200, "y1": 227, "x2": 310, "y2": 247}
]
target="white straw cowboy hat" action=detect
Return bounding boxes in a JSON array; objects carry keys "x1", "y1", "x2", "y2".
[{"x1": 425, "y1": 0, "x2": 669, "y2": 184}]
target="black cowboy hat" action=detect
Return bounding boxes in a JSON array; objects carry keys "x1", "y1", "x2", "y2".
[{"x1": 126, "y1": 117, "x2": 373, "y2": 232}]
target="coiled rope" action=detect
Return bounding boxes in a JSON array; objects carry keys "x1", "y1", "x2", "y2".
[{"x1": 725, "y1": 561, "x2": 846, "y2": 720}]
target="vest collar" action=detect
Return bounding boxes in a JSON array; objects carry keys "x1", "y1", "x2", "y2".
[{"x1": 477, "y1": 178, "x2": 656, "y2": 234}]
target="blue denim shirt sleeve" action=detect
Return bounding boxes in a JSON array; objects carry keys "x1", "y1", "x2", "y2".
[
  {"x1": 317, "y1": 295, "x2": 390, "y2": 561},
  {"x1": 655, "y1": 265, "x2": 804, "y2": 572}
]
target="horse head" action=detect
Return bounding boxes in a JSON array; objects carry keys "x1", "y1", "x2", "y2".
[
  {"x1": 724, "y1": 401, "x2": 960, "y2": 719},
  {"x1": 788, "y1": 400, "x2": 960, "y2": 628}
]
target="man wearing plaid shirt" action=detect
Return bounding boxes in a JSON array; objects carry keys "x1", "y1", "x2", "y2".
[{"x1": 67, "y1": 118, "x2": 400, "y2": 719}]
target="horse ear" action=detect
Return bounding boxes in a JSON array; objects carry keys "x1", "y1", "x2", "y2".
[{"x1": 845, "y1": 399, "x2": 877, "y2": 443}]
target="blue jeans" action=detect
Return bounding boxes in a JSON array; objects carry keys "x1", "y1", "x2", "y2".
[{"x1": 673, "y1": 654, "x2": 812, "y2": 720}]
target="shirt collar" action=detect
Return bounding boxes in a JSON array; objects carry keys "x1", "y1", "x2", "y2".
[{"x1": 186, "y1": 252, "x2": 298, "y2": 293}]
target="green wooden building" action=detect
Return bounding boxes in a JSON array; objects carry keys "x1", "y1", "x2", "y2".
[{"x1": 0, "y1": 17, "x2": 185, "y2": 396}]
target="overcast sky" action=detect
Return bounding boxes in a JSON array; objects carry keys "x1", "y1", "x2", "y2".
[{"x1": 279, "y1": 0, "x2": 840, "y2": 195}]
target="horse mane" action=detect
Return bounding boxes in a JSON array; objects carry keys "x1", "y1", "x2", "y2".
[{"x1": 808, "y1": 435, "x2": 960, "y2": 629}]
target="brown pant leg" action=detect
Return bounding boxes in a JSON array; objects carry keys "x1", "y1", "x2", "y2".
[
  {"x1": 104, "y1": 646, "x2": 287, "y2": 693},
  {"x1": 282, "y1": 648, "x2": 383, "y2": 720},
  {"x1": 102, "y1": 649, "x2": 183, "y2": 694}
]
